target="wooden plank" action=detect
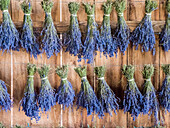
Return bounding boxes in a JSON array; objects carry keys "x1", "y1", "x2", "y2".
[
  {"x1": 12, "y1": 51, "x2": 31, "y2": 127},
  {"x1": 0, "y1": 52, "x2": 11, "y2": 127}
]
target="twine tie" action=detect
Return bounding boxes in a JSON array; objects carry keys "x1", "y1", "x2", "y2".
[
  {"x1": 24, "y1": 13, "x2": 30, "y2": 16},
  {"x1": 144, "y1": 78, "x2": 151, "y2": 81},
  {"x1": 41, "y1": 77, "x2": 48, "y2": 80},
  {"x1": 104, "y1": 14, "x2": 110, "y2": 17},
  {"x1": 71, "y1": 14, "x2": 77, "y2": 17},
  {"x1": 81, "y1": 76, "x2": 87, "y2": 80},
  {"x1": 98, "y1": 77, "x2": 104, "y2": 80},
  {"x1": 145, "y1": 13, "x2": 151, "y2": 16},
  {"x1": 3, "y1": 10, "x2": 8, "y2": 13},
  {"x1": 128, "y1": 79, "x2": 134, "y2": 82},
  {"x1": 27, "y1": 75, "x2": 34, "y2": 78},
  {"x1": 61, "y1": 78, "x2": 67, "y2": 81},
  {"x1": 87, "y1": 15, "x2": 94, "y2": 17},
  {"x1": 118, "y1": 13, "x2": 123, "y2": 16}
]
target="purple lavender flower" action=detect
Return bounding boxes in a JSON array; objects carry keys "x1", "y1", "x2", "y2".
[{"x1": 56, "y1": 65, "x2": 75, "y2": 109}]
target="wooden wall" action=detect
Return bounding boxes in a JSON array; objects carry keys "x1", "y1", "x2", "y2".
[{"x1": 0, "y1": 0, "x2": 169, "y2": 127}]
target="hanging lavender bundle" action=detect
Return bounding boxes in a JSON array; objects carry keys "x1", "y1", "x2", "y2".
[
  {"x1": 78, "y1": 3, "x2": 104, "y2": 64},
  {"x1": 0, "y1": 0, "x2": 20, "y2": 52},
  {"x1": 142, "y1": 65, "x2": 159, "y2": 122},
  {"x1": 40, "y1": 0, "x2": 61, "y2": 58},
  {"x1": 19, "y1": 64, "x2": 40, "y2": 122},
  {"x1": 63, "y1": 2, "x2": 82, "y2": 56},
  {"x1": 0, "y1": 80, "x2": 12, "y2": 111},
  {"x1": 101, "y1": 0, "x2": 117, "y2": 57},
  {"x1": 74, "y1": 66, "x2": 102, "y2": 117},
  {"x1": 130, "y1": 0, "x2": 157, "y2": 55},
  {"x1": 122, "y1": 65, "x2": 143, "y2": 121},
  {"x1": 38, "y1": 65, "x2": 56, "y2": 113},
  {"x1": 112, "y1": 0, "x2": 130, "y2": 54},
  {"x1": 20, "y1": 1, "x2": 41, "y2": 58},
  {"x1": 94, "y1": 66, "x2": 119, "y2": 116},
  {"x1": 55, "y1": 65, "x2": 75, "y2": 109},
  {"x1": 159, "y1": 0, "x2": 170, "y2": 51},
  {"x1": 159, "y1": 64, "x2": 170, "y2": 112}
]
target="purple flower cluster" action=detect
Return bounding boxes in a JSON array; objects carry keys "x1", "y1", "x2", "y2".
[
  {"x1": 20, "y1": 1, "x2": 41, "y2": 58},
  {"x1": 38, "y1": 65, "x2": 56, "y2": 113},
  {"x1": 159, "y1": 1, "x2": 170, "y2": 51},
  {"x1": 75, "y1": 66, "x2": 102, "y2": 117},
  {"x1": 159, "y1": 64, "x2": 170, "y2": 112},
  {"x1": 0, "y1": 80, "x2": 12, "y2": 112},
  {"x1": 112, "y1": 0, "x2": 130, "y2": 54},
  {"x1": 101, "y1": 1, "x2": 118, "y2": 57},
  {"x1": 78, "y1": 3, "x2": 104, "y2": 64},
  {"x1": 130, "y1": 0, "x2": 157, "y2": 55},
  {"x1": 142, "y1": 65, "x2": 159, "y2": 123},
  {"x1": 55, "y1": 65, "x2": 75, "y2": 109},
  {"x1": 122, "y1": 65, "x2": 143, "y2": 121},
  {"x1": 19, "y1": 63, "x2": 40, "y2": 122},
  {"x1": 64, "y1": 2, "x2": 82, "y2": 56},
  {"x1": 95, "y1": 66, "x2": 119, "y2": 117},
  {"x1": 40, "y1": 0, "x2": 61, "y2": 58},
  {"x1": 0, "y1": 0, "x2": 20, "y2": 52}
]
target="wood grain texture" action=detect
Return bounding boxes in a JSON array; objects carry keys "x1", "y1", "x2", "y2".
[{"x1": 0, "y1": 0, "x2": 169, "y2": 127}]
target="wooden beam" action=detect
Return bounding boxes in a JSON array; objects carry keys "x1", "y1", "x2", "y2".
[{"x1": 12, "y1": 21, "x2": 165, "y2": 33}]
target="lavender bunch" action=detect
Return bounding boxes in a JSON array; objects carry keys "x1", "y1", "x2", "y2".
[
  {"x1": 0, "y1": 0, "x2": 20, "y2": 52},
  {"x1": 78, "y1": 3, "x2": 104, "y2": 64},
  {"x1": 40, "y1": 0, "x2": 61, "y2": 58},
  {"x1": 55, "y1": 65, "x2": 75, "y2": 109},
  {"x1": 63, "y1": 2, "x2": 82, "y2": 56},
  {"x1": 159, "y1": 0, "x2": 170, "y2": 51},
  {"x1": 0, "y1": 80, "x2": 12, "y2": 112},
  {"x1": 159, "y1": 64, "x2": 170, "y2": 112},
  {"x1": 20, "y1": 1, "x2": 41, "y2": 58},
  {"x1": 19, "y1": 64, "x2": 40, "y2": 122},
  {"x1": 122, "y1": 65, "x2": 143, "y2": 121},
  {"x1": 38, "y1": 65, "x2": 56, "y2": 114},
  {"x1": 94, "y1": 66, "x2": 119, "y2": 116},
  {"x1": 112, "y1": 0, "x2": 130, "y2": 54},
  {"x1": 142, "y1": 65, "x2": 159, "y2": 123},
  {"x1": 74, "y1": 66, "x2": 101, "y2": 117},
  {"x1": 101, "y1": 0, "x2": 117, "y2": 57},
  {"x1": 130, "y1": 0, "x2": 157, "y2": 55}
]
